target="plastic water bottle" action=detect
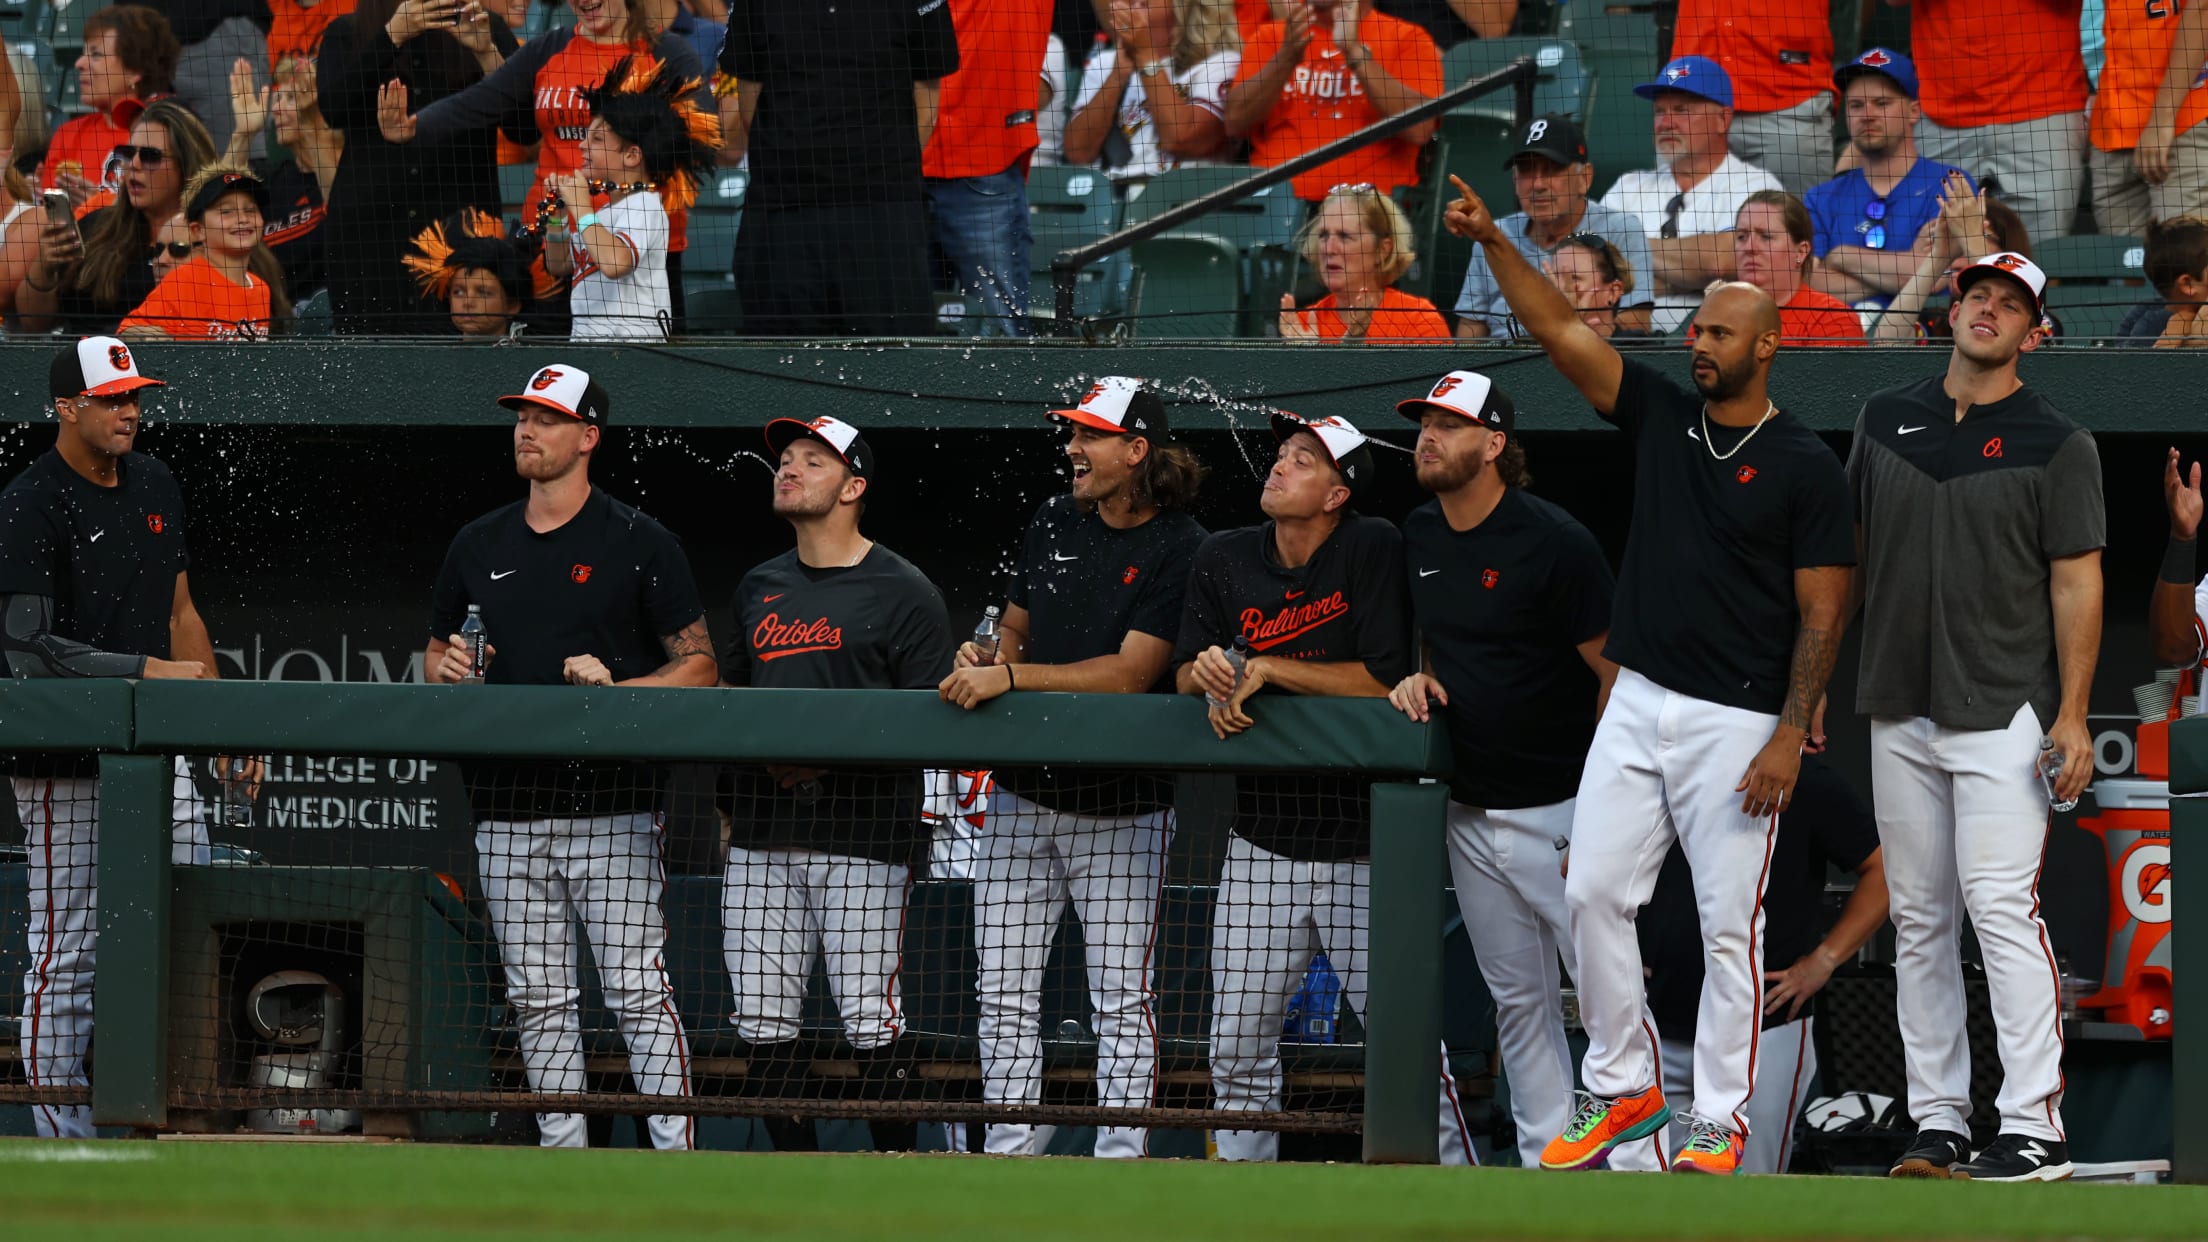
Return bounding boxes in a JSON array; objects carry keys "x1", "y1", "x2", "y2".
[
  {"x1": 1206, "y1": 637, "x2": 1251, "y2": 708},
  {"x1": 461, "y1": 605, "x2": 488, "y2": 683},
  {"x1": 972, "y1": 605, "x2": 1003, "y2": 664},
  {"x1": 218, "y1": 760, "x2": 253, "y2": 828},
  {"x1": 2038, "y1": 736, "x2": 2079, "y2": 813}
]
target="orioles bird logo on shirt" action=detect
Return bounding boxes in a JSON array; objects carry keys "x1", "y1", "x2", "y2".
[
  {"x1": 146, "y1": 513, "x2": 163, "y2": 533},
  {"x1": 1123, "y1": 565, "x2": 1141, "y2": 585},
  {"x1": 109, "y1": 345, "x2": 131, "y2": 372},
  {"x1": 1481, "y1": 568, "x2": 1499, "y2": 589},
  {"x1": 571, "y1": 564, "x2": 592, "y2": 583},
  {"x1": 1737, "y1": 466, "x2": 1758, "y2": 483},
  {"x1": 532, "y1": 368, "x2": 564, "y2": 391}
]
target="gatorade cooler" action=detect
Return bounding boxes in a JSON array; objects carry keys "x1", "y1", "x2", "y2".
[{"x1": 2074, "y1": 666, "x2": 2183, "y2": 1040}]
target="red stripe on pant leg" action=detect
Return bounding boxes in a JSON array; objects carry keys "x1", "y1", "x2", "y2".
[
  {"x1": 1732, "y1": 810, "x2": 1781, "y2": 1138},
  {"x1": 1777, "y1": 1020, "x2": 1812, "y2": 1173},
  {"x1": 882, "y1": 869, "x2": 913, "y2": 1041},
  {"x1": 1133, "y1": 817, "x2": 1168, "y2": 1157},
  {"x1": 2028, "y1": 810, "x2": 2067, "y2": 1140},
  {"x1": 28, "y1": 780, "x2": 62, "y2": 1134},
  {"x1": 648, "y1": 815, "x2": 694, "y2": 1149},
  {"x1": 1643, "y1": 1018, "x2": 1668, "y2": 1166},
  {"x1": 1439, "y1": 1051, "x2": 1477, "y2": 1165}
]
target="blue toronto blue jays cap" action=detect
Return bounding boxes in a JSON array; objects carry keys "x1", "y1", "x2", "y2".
[
  {"x1": 1835, "y1": 47, "x2": 1919, "y2": 100},
  {"x1": 1635, "y1": 56, "x2": 1732, "y2": 107}
]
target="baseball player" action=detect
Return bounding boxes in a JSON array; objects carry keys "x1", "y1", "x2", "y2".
[
  {"x1": 426, "y1": 363, "x2": 715, "y2": 1150},
  {"x1": 1611, "y1": 755, "x2": 1890, "y2": 1174},
  {"x1": 2152, "y1": 450, "x2": 2208, "y2": 672},
  {"x1": 1444, "y1": 176, "x2": 1855, "y2": 1175},
  {"x1": 1177, "y1": 413, "x2": 1475, "y2": 1165},
  {"x1": 938, "y1": 377, "x2": 1207, "y2": 1159},
  {"x1": 0, "y1": 338, "x2": 243, "y2": 1139},
  {"x1": 1386, "y1": 370, "x2": 1620, "y2": 1163},
  {"x1": 719, "y1": 415, "x2": 955, "y2": 1154},
  {"x1": 1847, "y1": 252, "x2": 2102, "y2": 1182}
]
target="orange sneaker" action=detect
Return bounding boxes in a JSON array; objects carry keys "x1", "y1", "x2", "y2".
[
  {"x1": 1539, "y1": 1087, "x2": 1670, "y2": 1171},
  {"x1": 1670, "y1": 1114, "x2": 1744, "y2": 1175}
]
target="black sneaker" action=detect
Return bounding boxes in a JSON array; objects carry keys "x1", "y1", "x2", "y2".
[
  {"x1": 1952, "y1": 1134, "x2": 2074, "y2": 1182},
  {"x1": 1889, "y1": 1129, "x2": 1972, "y2": 1179}
]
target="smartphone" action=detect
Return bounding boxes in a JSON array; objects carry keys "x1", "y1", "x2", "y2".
[{"x1": 40, "y1": 189, "x2": 80, "y2": 244}]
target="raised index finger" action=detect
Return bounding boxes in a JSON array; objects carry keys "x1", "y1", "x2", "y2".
[{"x1": 1447, "y1": 174, "x2": 1476, "y2": 205}]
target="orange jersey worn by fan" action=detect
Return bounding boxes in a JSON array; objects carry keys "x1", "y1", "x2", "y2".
[
  {"x1": 1670, "y1": 0, "x2": 1835, "y2": 194},
  {"x1": 120, "y1": 167, "x2": 278, "y2": 340},
  {"x1": 1304, "y1": 286, "x2": 1450, "y2": 339},
  {"x1": 266, "y1": 0, "x2": 358, "y2": 69},
  {"x1": 1230, "y1": 4, "x2": 1442, "y2": 200},
  {"x1": 2089, "y1": 0, "x2": 2208, "y2": 232},
  {"x1": 921, "y1": 0, "x2": 1051, "y2": 180}
]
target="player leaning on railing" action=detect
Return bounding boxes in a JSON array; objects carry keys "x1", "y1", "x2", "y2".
[
  {"x1": 716, "y1": 415, "x2": 956, "y2": 1154},
  {"x1": 423, "y1": 361, "x2": 715, "y2": 1150},
  {"x1": 0, "y1": 339, "x2": 255, "y2": 1138},
  {"x1": 939, "y1": 377, "x2": 1207, "y2": 1159}
]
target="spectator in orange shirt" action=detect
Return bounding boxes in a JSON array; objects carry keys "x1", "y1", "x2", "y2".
[
  {"x1": 120, "y1": 164, "x2": 292, "y2": 339},
  {"x1": 1224, "y1": 0, "x2": 1442, "y2": 202},
  {"x1": 1730, "y1": 190, "x2": 1865, "y2": 345},
  {"x1": 1901, "y1": 0, "x2": 2089, "y2": 245},
  {"x1": 268, "y1": 0, "x2": 361, "y2": 69},
  {"x1": 1278, "y1": 182, "x2": 1447, "y2": 340},
  {"x1": 922, "y1": 0, "x2": 1052, "y2": 338},
  {"x1": 44, "y1": 7, "x2": 181, "y2": 204},
  {"x1": 1671, "y1": 0, "x2": 1834, "y2": 195},
  {"x1": 2089, "y1": 0, "x2": 2208, "y2": 234}
]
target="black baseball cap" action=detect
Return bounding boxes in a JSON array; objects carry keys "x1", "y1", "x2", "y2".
[
  {"x1": 51, "y1": 335, "x2": 165, "y2": 400},
  {"x1": 186, "y1": 169, "x2": 270, "y2": 222},
  {"x1": 498, "y1": 363, "x2": 611, "y2": 424},
  {"x1": 1505, "y1": 114, "x2": 1589, "y2": 170},
  {"x1": 1397, "y1": 370, "x2": 1515, "y2": 435},
  {"x1": 765, "y1": 415, "x2": 872, "y2": 480},
  {"x1": 1050, "y1": 375, "x2": 1169, "y2": 439}
]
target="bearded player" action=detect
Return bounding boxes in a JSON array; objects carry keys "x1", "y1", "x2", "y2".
[
  {"x1": 1446, "y1": 176, "x2": 1854, "y2": 1174},
  {"x1": 1177, "y1": 413, "x2": 1476, "y2": 1164},
  {"x1": 427, "y1": 363, "x2": 715, "y2": 1150},
  {"x1": 1387, "y1": 369, "x2": 1620, "y2": 1164},
  {"x1": 719, "y1": 416, "x2": 955, "y2": 1153}
]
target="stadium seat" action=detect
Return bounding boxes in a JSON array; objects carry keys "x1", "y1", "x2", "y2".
[
  {"x1": 2043, "y1": 281, "x2": 2148, "y2": 343},
  {"x1": 1559, "y1": 11, "x2": 1658, "y2": 200},
  {"x1": 1442, "y1": 36, "x2": 1589, "y2": 127},
  {"x1": 497, "y1": 161, "x2": 537, "y2": 219},
  {"x1": 1408, "y1": 120, "x2": 1521, "y2": 314},
  {"x1": 1026, "y1": 165, "x2": 1121, "y2": 323},
  {"x1": 0, "y1": 0, "x2": 48, "y2": 39},
  {"x1": 686, "y1": 167, "x2": 747, "y2": 285},
  {"x1": 1128, "y1": 232, "x2": 1242, "y2": 338},
  {"x1": 47, "y1": 0, "x2": 81, "y2": 53},
  {"x1": 1122, "y1": 167, "x2": 1303, "y2": 334},
  {"x1": 685, "y1": 284, "x2": 741, "y2": 335},
  {"x1": 2033, "y1": 234, "x2": 2147, "y2": 284},
  {"x1": 290, "y1": 287, "x2": 331, "y2": 336}
]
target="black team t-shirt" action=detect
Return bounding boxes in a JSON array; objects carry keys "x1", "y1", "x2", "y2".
[
  {"x1": 429, "y1": 487, "x2": 704, "y2": 821},
  {"x1": 1404, "y1": 489, "x2": 1613, "y2": 809},
  {"x1": 0, "y1": 449, "x2": 190, "y2": 777},
  {"x1": 717, "y1": 543, "x2": 955, "y2": 867},
  {"x1": 1602, "y1": 359, "x2": 1855, "y2": 715},
  {"x1": 1174, "y1": 516, "x2": 1411, "y2": 860},
  {"x1": 998, "y1": 493, "x2": 1207, "y2": 817},
  {"x1": 1639, "y1": 756, "x2": 1881, "y2": 1038}
]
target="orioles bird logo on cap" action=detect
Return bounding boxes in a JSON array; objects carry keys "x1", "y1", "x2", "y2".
[
  {"x1": 1081, "y1": 381, "x2": 1109, "y2": 406},
  {"x1": 1429, "y1": 375, "x2": 1464, "y2": 399},
  {"x1": 109, "y1": 345, "x2": 130, "y2": 371},
  {"x1": 531, "y1": 368, "x2": 563, "y2": 391},
  {"x1": 1990, "y1": 254, "x2": 2028, "y2": 272}
]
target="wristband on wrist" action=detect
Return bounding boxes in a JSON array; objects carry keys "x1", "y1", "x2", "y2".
[
  {"x1": 2163, "y1": 533, "x2": 2197, "y2": 584},
  {"x1": 1004, "y1": 663, "x2": 1016, "y2": 691},
  {"x1": 576, "y1": 212, "x2": 600, "y2": 232}
]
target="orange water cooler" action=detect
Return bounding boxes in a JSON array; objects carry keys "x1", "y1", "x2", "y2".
[{"x1": 2073, "y1": 676, "x2": 2182, "y2": 1039}]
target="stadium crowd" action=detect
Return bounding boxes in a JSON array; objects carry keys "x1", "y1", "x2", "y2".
[{"x1": 0, "y1": 0, "x2": 2196, "y2": 341}]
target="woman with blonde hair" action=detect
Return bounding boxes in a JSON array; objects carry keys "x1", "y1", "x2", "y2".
[
  {"x1": 1065, "y1": 0, "x2": 1240, "y2": 182},
  {"x1": 1278, "y1": 182, "x2": 1447, "y2": 341}
]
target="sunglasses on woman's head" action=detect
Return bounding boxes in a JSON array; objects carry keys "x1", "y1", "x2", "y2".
[
  {"x1": 110, "y1": 144, "x2": 168, "y2": 167},
  {"x1": 1327, "y1": 182, "x2": 1379, "y2": 198}
]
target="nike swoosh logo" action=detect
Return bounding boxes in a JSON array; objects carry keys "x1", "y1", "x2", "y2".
[
  {"x1": 1897, "y1": 424, "x2": 1926, "y2": 435},
  {"x1": 763, "y1": 593, "x2": 785, "y2": 603},
  {"x1": 1419, "y1": 568, "x2": 1440, "y2": 578},
  {"x1": 1285, "y1": 590, "x2": 1305, "y2": 600},
  {"x1": 1051, "y1": 552, "x2": 1078, "y2": 562},
  {"x1": 490, "y1": 570, "x2": 516, "y2": 580},
  {"x1": 1687, "y1": 427, "x2": 1700, "y2": 441},
  {"x1": 88, "y1": 530, "x2": 104, "y2": 542}
]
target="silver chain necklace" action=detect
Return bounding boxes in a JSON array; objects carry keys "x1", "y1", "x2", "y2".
[{"x1": 1700, "y1": 400, "x2": 1778, "y2": 462}]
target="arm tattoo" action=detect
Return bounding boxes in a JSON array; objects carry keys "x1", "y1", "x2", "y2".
[
  {"x1": 655, "y1": 617, "x2": 713, "y2": 673},
  {"x1": 1780, "y1": 624, "x2": 1837, "y2": 731}
]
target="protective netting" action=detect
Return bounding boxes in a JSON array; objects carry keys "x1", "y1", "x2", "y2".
[
  {"x1": 0, "y1": 0, "x2": 2177, "y2": 343},
  {"x1": 0, "y1": 749, "x2": 1419, "y2": 1150}
]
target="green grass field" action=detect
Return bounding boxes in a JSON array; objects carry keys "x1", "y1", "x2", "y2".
[{"x1": 3, "y1": 1141, "x2": 2205, "y2": 1241}]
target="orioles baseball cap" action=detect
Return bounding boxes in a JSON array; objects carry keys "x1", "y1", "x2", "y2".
[
  {"x1": 51, "y1": 336, "x2": 165, "y2": 400},
  {"x1": 1953, "y1": 251, "x2": 2049, "y2": 320},
  {"x1": 1270, "y1": 412, "x2": 1374, "y2": 498},
  {"x1": 185, "y1": 168, "x2": 270, "y2": 222},
  {"x1": 1506, "y1": 114, "x2": 1588, "y2": 170},
  {"x1": 1397, "y1": 370, "x2": 1514, "y2": 434},
  {"x1": 1835, "y1": 47, "x2": 1918, "y2": 100},
  {"x1": 1637, "y1": 56, "x2": 1733, "y2": 107},
  {"x1": 1050, "y1": 375, "x2": 1168, "y2": 438},
  {"x1": 765, "y1": 415, "x2": 872, "y2": 480},
  {"x1": 498, "y1": 364, "x2": 610, "y2": 424}
]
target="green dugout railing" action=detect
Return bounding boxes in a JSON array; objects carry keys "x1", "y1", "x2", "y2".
[
  {"x1": 2163, "y1": 718, "x2": 2208, "y2": 1183},
  {"x1": 0, "y1": 679, "x2": 1453, "y2": 1163}
]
